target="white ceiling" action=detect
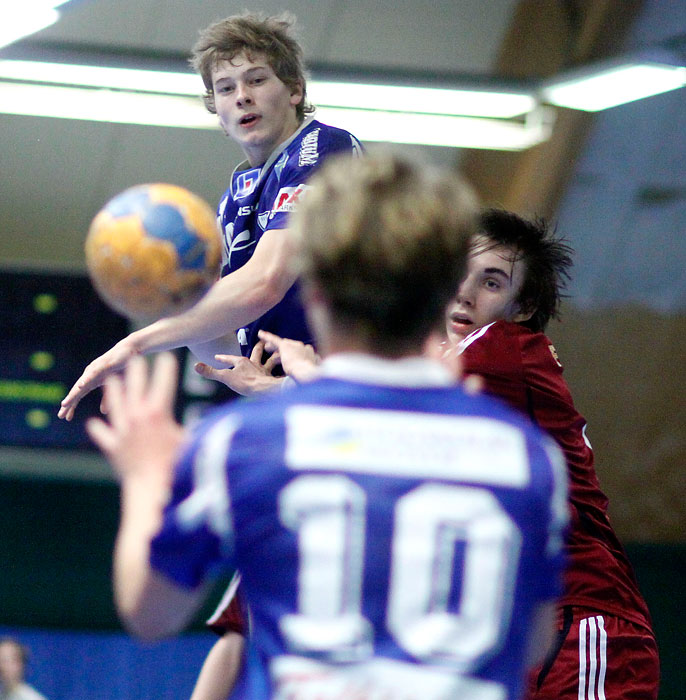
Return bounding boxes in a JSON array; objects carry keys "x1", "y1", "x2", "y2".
[{"x1": 0, "y1": 0, "x2": 519, "y2": 270}]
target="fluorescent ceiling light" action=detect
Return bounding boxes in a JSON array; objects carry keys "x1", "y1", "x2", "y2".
[
  {"x1": 316, "y1": 106, "x2": 553, "y2": 151},
  {"x1": 0, "y1": 80, "x2": 551, "y2": 150},
  {"x1": 0, "y1": 59, "x2": 202, "y2": 95},
  {"x1": 0, "y1": 59, "x2": 535, "y2": 118},
  {"x1": 309, "y1": 81, "x2": 535, "y2": 119},
  {"x1": 541, "y1": 60, "x2": 686, "y2": 111},
  {"x1": 0, "y1": 82, "x2": 216, "y2": 129},
  {"x1": 0, "y1": 2, "x2": 72, "y2": 50}
]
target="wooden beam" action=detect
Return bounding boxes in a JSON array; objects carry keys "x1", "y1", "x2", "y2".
[{"x1": 460, "y1": 0, "x2": 644, "y2": 219}]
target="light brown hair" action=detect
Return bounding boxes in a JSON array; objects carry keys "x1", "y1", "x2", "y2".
[
  {"x1": 291, "y1": 150, "x2": 479, "y2": 353},
  {"x1": 189, "y1": 11, "x2": 313, "y2": 121}
]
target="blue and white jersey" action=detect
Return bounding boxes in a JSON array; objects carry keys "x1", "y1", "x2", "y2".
[
  {"x1": 150, "y1": 355, "x2": 568, "y2": 700},
  {"x1": 217, "y1": 118, "x2": 363, "y2": 356}
]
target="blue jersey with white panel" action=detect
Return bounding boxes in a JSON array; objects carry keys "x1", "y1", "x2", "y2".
[
  {"x1": 218, "y1": 118, "x2": 363, "y2": 356},
  {"x1": 150, "y1": 355, "x2": 568, "y2": 700}
]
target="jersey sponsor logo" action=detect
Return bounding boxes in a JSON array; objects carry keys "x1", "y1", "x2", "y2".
[
  {"x1": 298, "y1": 128, "x2": 320, "y2": 167},
  {"x1": 234, "y1": 167, "x2": 261, "y2": 199},
  {"x1": 226, "y1": 228, "x2": 255, "y2": 267},
  {"x1": 284, "y1": 405, "x2": 530, "y2": 486},
  {"x1": 221, "y1": 222, "x2": 234, "y2": 264},
  {"x1": 275, "y1": 152, "x2": 289, "y2": 180},
  {"x1": 258, "y1": 211, "x2": 270, "y2": 231},
  {"x1": 271, "y1": 184, "x2": 310, "y2": 217}
]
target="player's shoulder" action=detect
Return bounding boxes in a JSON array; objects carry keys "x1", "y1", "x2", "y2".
[
  {"x1": 460, "y1": 320, "x2": 553, "y2": 356},
  {"x1": 287, "y1": 119, "x2": 363, "y2": 166},
  {"x1": 459, "y1": 319, "x2": 523, "y2": 347}
]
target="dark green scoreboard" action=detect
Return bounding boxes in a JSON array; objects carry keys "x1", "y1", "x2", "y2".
[
  {"x1": 0, "y1": 269, "x2": 236, "y2": 451},
  {"x1": 0, "y1": 270, "x2": 128, "y2": 449}
]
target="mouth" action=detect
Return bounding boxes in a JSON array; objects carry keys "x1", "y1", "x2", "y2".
[
  {"x1": 448, "y1": 312, "x2": 473, "y2": 332},
  {"x1": 239, "y1": 113, "x2": 260, "y2": 128}
]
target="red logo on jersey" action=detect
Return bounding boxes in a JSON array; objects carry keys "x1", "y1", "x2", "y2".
[{"x1": 271, "y1": 184, "x2": 310, "y2": 215}]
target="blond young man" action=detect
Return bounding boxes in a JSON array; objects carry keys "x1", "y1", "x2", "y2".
[{"x1": 59, "y1": 12, "x2": 362, "y2": 421}]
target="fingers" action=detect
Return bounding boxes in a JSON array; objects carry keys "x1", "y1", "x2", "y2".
[
  {"x1": 125, "y1": 354, "x2": 147, "y2": 407},
  {"x1": 248, "y1": 339, "x2": 266, "y2": 364},
  {"x1": 194, "y1": 362, "x2": 222, "y2": 382},
  {"x1": 262, "y1": 351, "x2": 281, "y2": 373},
  {"x1": 85, "y1": 416, "x2": 118, "y2": 457},
  {"x1": 150, "y1": 352, "x2": 179, "y2": 412},
  {"x1": 58, "y1": 384, "x2": 87, "y2": 420},
  {"x1": 257, "y1": 330, "x2": 282, "y2": 353},
  {"x1": 58, "y1": 363, "x2": 109, "y2": 421}
]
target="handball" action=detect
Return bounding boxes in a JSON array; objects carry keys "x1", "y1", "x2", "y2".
[{"x1": 85, "y1": 183, "x2": 221, "y2": 321}]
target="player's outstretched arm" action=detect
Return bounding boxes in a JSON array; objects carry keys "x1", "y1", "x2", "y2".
[
  {"x1": 86, "y1": 352, "x2": 205, "y2": 639},
  {"x1": 58, "y1": 335, "x2": 140, "y2": 421},
  {"x1": 59, "y1": 227, "x2": 298, "y2": 419}
]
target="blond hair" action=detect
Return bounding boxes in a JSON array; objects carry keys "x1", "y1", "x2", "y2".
[
  {"x1": 291, "y1": 151, "x2": 478, "y2": 352},
  {"x1": 189, "y1": 11, "x2": 313, "y2": 121}
]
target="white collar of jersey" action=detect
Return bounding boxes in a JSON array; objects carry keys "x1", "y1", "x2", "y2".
[
  {"x1": 319, "y1": 353, "x2": 454, "y2": 388},
  {"x1": 232, "y1": 114, "x2": 317, "y2": 182}
]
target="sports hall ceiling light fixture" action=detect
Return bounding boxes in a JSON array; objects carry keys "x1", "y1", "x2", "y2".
[
  {"x1": 1, "y1": 49, "x2": 684, "y2": 148},
  {"x1": 540, "y1": 53, "x2": 686, "y2": 111},
  {"x1": 0, "y1": 2, "x2": 74, "y2": 50},
  {"x1": 0, "y1": 57, "x2": 545, "y2": 149}
]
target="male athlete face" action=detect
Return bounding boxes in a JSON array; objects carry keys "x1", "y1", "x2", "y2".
[
  {"x1": 211, "y1": 52, "x2": 303, "y2": 167},
  {"x1": 445, "y1": 236, "x2": 534, "y2": 345}
]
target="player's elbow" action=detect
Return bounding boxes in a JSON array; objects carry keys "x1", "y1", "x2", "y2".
[
  {"x1": 117, "y1": 602, "x2": 181, "y2": 642},
  {"x1": 251, "y1": 266, "x2": 292, "y2": 310},
  {"x1": 120, "y1": 613, "x2": 167, "y2": 642}
]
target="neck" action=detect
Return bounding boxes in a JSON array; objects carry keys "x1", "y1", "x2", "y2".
[
  {"x1": 320, "y1": 326, "x2": 422, "y2": 361},
  {"x1": 243, "y1": 115, "x2": 303, "y2": 167}
]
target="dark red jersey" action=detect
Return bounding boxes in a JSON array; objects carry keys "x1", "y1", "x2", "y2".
[{"x1": 459, "y1": 320, "x2": 652, "y2": 630}]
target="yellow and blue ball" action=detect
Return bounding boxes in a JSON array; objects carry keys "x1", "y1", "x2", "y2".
[{"x1": 85, "y1": 183, "x2": 222, "y2": 321}]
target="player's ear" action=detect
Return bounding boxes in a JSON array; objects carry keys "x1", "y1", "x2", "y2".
[
  {"x1": 289, "y1": 81, "x2": 304, "y2": 106},
  {"x1": 512, "y1": 303, "x2": 536, "y2": 324}
]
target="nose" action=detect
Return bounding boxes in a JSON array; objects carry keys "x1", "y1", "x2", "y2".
[
  {"x1": 456, "y1": 279, "x2": 474, "y2": 307},
  {"x1": 235, "y1": 82, "x2": 253, "y2": 106}
]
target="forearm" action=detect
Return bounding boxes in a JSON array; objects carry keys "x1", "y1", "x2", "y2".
[
  {"x1": 113, "y1": 474, "x2": 168, "y2": 630},
  {"x1": 129, "y1": 248, "x2": 295, "y2": 356},
  {"x1": 190, "y1": 631, "x2": 245, "y2": 700}
]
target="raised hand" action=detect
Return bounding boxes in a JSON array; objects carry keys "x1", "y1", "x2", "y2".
[{"x1": 58, "y1": 337, "x2": 140, "y2": 421}]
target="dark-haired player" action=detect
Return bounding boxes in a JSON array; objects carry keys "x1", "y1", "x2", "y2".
[{"x1": 449, "y1": 209, "x2": 659, "y2": 700}]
